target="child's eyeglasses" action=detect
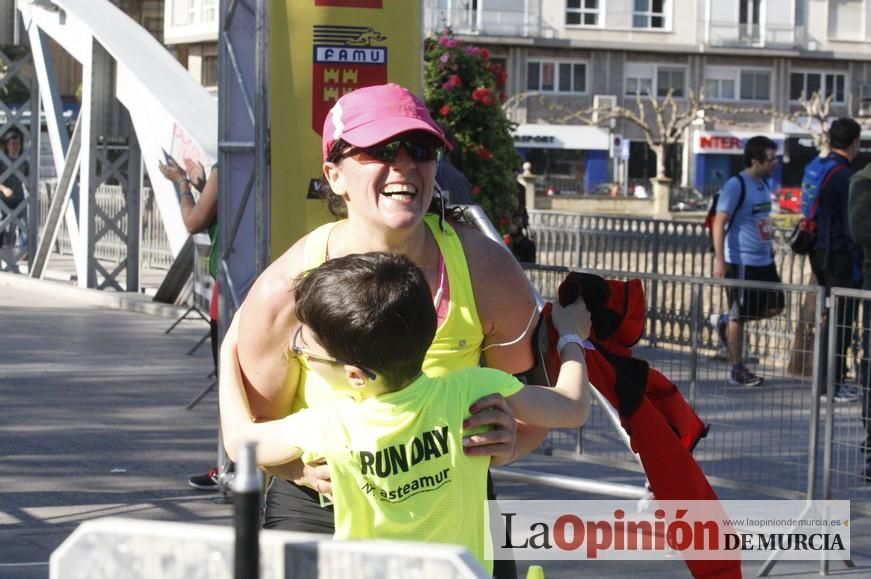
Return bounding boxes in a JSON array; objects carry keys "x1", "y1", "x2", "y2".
[
  {"x1": 342, "y1": 139, "x2": 442, "y2": 164},
  {"x1": 291, "y1": 326, "x2": 377, "y2": 381}
]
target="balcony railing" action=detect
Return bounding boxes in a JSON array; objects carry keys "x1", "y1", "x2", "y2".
[
  {"x1": 163, "y1": 0, "x2": 218, "y2": 44},
  {"x1": 707, "y1": 22, "x2": 806, "y2": 49},
  {"x1": 424, "y1": 6, "x2": 542, "y2": 38}
]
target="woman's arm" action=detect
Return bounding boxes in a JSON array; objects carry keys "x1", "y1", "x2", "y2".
[
  {"x1": 455, "y1": 225, "x2": 548, "y2": 464},
  {"x1": 458, "y1": 226, "x2": 538, "y2": 373},
  {"x1": 231, "y1": 241, "x2": 331, "y2": 484},
  {"x1": 157, "y1": 160, "x2": 217, "y2": 234},
  {"x1": 220, "y1": 315, "x2": 305, "y2": 466},
  {"x1": 234, "y1": 243, "x2": 305, "y2": 419},
  {"x1": 180, "y1": 167, "x2": 218, "y2": 233}
]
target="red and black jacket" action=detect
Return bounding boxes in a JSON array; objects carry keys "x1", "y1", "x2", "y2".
[{"x1": 536, "y1": 272, "x2": 741, "y2": 579}]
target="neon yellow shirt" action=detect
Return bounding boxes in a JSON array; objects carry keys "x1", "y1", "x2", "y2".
[
  {"x1": 291, "y1": 214, "x2": 484, "y2": 413},
  {"x1": 279, "y1": 368, "x2": 523, "y2": 574}
]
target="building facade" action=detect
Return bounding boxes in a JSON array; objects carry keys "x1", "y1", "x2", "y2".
[
  {"x1": 424, "y1": 0, "x2": 871, "y2": 197},
  {"x1": 163, "y1": 0, "x2": 219, "y2": 93},
  {"x1": 2, "y1": 0, "x2": 165, "y2": 104}
]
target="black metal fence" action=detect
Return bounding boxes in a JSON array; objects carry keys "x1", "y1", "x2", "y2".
[{"x1": 527, "y1": 209, "x2": 810, "y2": 287}]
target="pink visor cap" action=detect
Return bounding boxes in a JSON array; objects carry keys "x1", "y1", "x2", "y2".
[{"x1": 322, "y1": 83, "x2": 451, "y2": 160}]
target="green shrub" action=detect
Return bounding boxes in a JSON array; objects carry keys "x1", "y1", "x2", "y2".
[{"x1": 424, "y1": 30, "x2": 521, "y2": 230}]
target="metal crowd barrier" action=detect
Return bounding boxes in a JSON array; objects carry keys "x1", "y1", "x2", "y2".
[
  {"x1": 526, "y1": 210, "x2": 811, "y2": 287},
  {"x1": 824, "y1": 287, "x2": 871, "y2": 514},
  {"x1": 522, "y1": 263, "x2": 834, "y2": 507}
]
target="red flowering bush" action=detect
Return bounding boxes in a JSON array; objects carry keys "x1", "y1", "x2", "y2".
[{"x1": 424, "y1": 29, "x2": 521, "y2": 228}]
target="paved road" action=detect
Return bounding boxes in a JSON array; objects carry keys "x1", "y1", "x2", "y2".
[
  {"x1": 0, "y1": 274, "x2": 868, "y2": 578},
  {"x1": 0, "y1": 278, "x2": 228, "y2": 578}
]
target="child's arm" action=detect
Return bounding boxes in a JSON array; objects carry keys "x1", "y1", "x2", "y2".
[
  {"x1": 505, "y1": 301, "x2": 592, "y2": 428},
  {"x1": 219, "y1": 315, "x2": 306, "y2": 466}
]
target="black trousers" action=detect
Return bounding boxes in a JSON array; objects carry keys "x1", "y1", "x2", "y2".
[{"x1": 810, "y1": 250, "x2": 859, "y2": 390}]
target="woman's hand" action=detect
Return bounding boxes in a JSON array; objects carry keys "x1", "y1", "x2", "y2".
[
  {"x1": 462, "y1": 393, "x2": 518, "y2": 465},
  {"x1": 552, "y1": 300, "x2": 591, "y2": 340},
  {"x1": 183, "y1": 159, "x2": 207, "y2": 192},
  {"x1": 158, "y1": 158, "x2": 186, "y2": 184},
  {"x1": 292, "y1": 459, "x2": 333, "y2": 496}
]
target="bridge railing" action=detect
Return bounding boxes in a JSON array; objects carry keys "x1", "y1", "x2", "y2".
[
  {"x1": 526, "y1": 209, "x2": 811, "y2": 288},
  {"x1": 35, "y1": 179, "x2": 174, "y2": 271}
]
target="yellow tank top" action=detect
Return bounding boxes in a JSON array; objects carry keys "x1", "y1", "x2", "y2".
[{"x1": 291, "y1": 214, "x2": 484, "y2": 412}]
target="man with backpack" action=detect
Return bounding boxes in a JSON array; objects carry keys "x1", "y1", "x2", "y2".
[
  {"x1": 848, "y1": 156, "x2": 871, "y2": 479},
  {"x1": 848, "y1": 154, "x2": 871, "y2": 482},
  {"x1": 712, "y1": 136, "x2": 785, "y2": 387},
  {"x1": 803, "y1": 117, "x2": 863, "y2": 403}
]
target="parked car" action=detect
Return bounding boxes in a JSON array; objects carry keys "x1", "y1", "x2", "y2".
[
  {"x1": 671, "y1": 187, "x2": 706, "y2": 212},
  {"x1": 776, "y1": 187, "x2": 801, "y2": 214}
]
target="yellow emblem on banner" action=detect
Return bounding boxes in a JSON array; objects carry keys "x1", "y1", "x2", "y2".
[{"x1": 269, "y1": 0, "x2": 423, "y2": 257}]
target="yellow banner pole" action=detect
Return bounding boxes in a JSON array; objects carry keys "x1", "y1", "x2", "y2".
[{"x1": 269, "y1": 0, "x2": 423, "y2": 256}]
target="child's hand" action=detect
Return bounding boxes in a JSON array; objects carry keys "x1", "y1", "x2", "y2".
[
  {"x1": 552, "y1": 300, "x2": 591, "y2": 340},
  {"x1": 462, "y1": 393, "x2": 517, "y2": 464}
]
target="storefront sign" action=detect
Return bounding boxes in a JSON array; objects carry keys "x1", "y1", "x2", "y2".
[
  {"x1": 514, "y1": 134, "x2": 556, "y2": 144},
  {"x1": 511, "y1": 124, "x2": 609, "y2": 150},
  {"x1": 695, "y1": 131, "x2": 785, "y2": 155}
]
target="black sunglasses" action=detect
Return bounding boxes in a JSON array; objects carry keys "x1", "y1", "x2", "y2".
[{"x1": 343, "y1": 139, "x2": 442, "y2": 164}]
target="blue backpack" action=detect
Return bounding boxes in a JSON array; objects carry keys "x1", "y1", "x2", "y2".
[
  {"x1": 800, "y1": 156, "x2": 845, "y2": 219},
  {"x1": 789, "y1": 156, "x2": 847, "y2": 255}
]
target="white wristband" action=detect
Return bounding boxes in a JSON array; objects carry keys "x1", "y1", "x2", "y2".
[{"x1": 557, "y1": 333, "x2": 584, "y2": 353}]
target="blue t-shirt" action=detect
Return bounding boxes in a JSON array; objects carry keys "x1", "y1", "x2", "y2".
[{"x1": 716, "y1": 172, "x2": 774, "y2": 266}]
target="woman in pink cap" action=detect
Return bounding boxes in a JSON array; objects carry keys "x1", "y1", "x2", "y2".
[{"x1": 222, "y1": 84, "x2": 539, "y2": 578}]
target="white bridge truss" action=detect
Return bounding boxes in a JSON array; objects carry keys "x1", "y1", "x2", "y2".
[{"x1": 17, "y1": 0, "x2": 218, "y2": 290}]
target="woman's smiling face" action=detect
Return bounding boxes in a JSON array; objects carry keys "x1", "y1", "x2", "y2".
[{"x1": 324, "y1": 132, "x2": 439, "y2": 232}]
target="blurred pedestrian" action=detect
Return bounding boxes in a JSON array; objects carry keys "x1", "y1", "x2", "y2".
[
  {"x1": 158, "y1": 155, "x2": 222, "y2": 490},
  {"x1": 0, "y1": 128, "x2": 28, "y2": 250},
  {"x1": 804, "y1": 118, "x2": 863, "y2": 402},
  {"x1": 711, "y1": 135, "x2": 785, "y2": 387}
]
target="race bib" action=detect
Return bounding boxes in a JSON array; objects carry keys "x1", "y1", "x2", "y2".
[{"x1": 757, "y1": 218, "x2": 773, "y2": 241}]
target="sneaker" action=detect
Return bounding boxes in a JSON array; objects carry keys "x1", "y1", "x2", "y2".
[
  {"x1": 711, "y1": 344, "x2": 731, "y2": 361},
  {"x1": 821, "y1": 388, "x2": 860, "y2": 403},
  {"x1": 188, "y1": 467, "x2": 219, "y2": 490},
  {"x1": 729, "y1": 366, "x2": 764, "y2": 387}
]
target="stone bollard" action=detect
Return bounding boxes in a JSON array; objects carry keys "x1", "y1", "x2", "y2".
[
  {"x1": 651, "y1": 177, "x2": 672, "y2": 220},
  {"x1": 519, "y1": 162, "x2": 537, "y2": 212}
]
